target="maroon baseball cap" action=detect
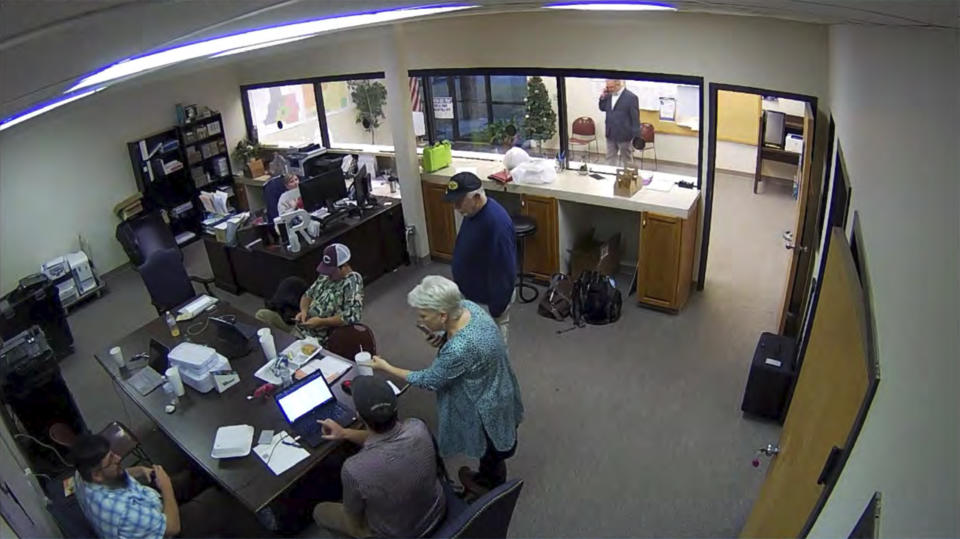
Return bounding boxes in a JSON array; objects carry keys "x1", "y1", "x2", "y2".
[{"x1": 316, "y1": 243, "x2": 351, "y2": 277}]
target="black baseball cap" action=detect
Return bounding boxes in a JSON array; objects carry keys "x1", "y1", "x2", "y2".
[
  {"x1": 351, "y1": 375, "x2": 397, "y2": 424},
  {"x1": 444, "y1": 172, "x2": 483, "y2": 202}
]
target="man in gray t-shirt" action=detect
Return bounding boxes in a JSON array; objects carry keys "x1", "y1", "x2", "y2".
[{"x1": 314, "y1": 376, "x2": 446, "y2": 538}]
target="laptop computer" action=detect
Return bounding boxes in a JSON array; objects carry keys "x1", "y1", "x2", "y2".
[
  {"x1": 274, "y1": 370, "x2": 357, "y2": 448},
  {"x1": 209, "y1": 316, "x2": 257, "y2": 359},
  {"x1": 125, "y1": 339, "x2": 169, "y2": 396}
]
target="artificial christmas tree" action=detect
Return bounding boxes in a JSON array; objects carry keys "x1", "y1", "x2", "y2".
[{"x1": 523, "y1": 76, "x2": 557, "y2": 156}]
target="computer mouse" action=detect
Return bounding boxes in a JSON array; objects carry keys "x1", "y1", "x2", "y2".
[{"x1": 341, "y1": 379, "x2": 352, "y2": 395}]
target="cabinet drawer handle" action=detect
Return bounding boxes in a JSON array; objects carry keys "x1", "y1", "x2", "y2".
[{"x1": 642, "y1": 219, "x2": 646, "y2": 227}]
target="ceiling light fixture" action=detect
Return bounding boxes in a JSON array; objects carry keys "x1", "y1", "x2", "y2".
[
  {"x1": 67, "y1": 4, "x2": 475, "y2": 92},
  {"x1": 210, "y1": 34, "x2": 318, "y2": 58},
  {"x1": 0, "y1": 87, "x2": 106, "y2": 133},
  {"x1": 543, "y1": 1, "x2": 676, "y2": 11}
]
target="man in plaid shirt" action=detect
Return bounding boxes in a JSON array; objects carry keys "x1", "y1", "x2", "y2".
[
  {"x1": 73, "y1": 435, "x2": 179, "y2": 539},
  {"x1": 72, "y1": 433, "x2": 263, "y2": 538}
]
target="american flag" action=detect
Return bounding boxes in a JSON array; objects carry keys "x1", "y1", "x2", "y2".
[{"x1": 409, "y1": 77, "x2": 422, "y2": 112}]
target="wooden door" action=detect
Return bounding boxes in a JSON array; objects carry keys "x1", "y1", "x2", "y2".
[
  {"x1": 636, "y1": 212, "x2": 681, "y2": 307},
  {"x1": 421, "y1": 182, "x2": 456, "y2": 261},
  {"x1": 777, "y1": 102, "x2": 818, "y2": 334},
  {"x1": 742, "y1": 228, "x2": 876, "y2": 538},
  {"x1": 520, "y1": 194, "x2": 558, "y2": 280}
]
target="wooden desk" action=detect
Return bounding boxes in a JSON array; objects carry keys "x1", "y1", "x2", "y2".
[
  {"x1": 94, "y1": 303, "x2": 365, "y2": 513},
  {"x1": 204, "y1": 199, "x2": 408, "y2": 298}
]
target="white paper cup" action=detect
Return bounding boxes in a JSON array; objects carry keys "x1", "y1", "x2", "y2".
[
  {"x1": 165, "y1": 366, "x2": 186, "y2": 396},
  {"x1": 354, "y1": 351, "x2": 373, "y2": 376},
  {"x1": 257, "y1": 328, "x2": 272, "y2": 339},
  {"x1": 109, "y1": 347, "x2": 124, "y2": 368},
  {"x1": 259, "y1": 334, "x2": 277, "y2": 361}
]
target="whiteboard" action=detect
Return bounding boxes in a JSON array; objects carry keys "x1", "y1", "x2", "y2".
[{"x1": 675, "y1": 84, "x2": 701, "y2": 124}]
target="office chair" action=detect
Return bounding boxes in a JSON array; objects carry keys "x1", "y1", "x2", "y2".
[
  {"x1": 264, "y1": 175, "x2": 287, "y2": 224},
  {"x1": 568, "y1": 117, "x2": 598, "y2": 162},
  {"x1": 48, "y1": 420, "x2": 150, "y2": 465},
  {"x1": 636, "y1": 123, "x2": 657, "y2": 170},
  {"x1": 325, "y1": 323, "x2": 377, "y2": 358},
  {"x1": 429, "y1": 478, "x2": 524, "y2": 539},
  {"x1": 137, "y1": 247, "x2": 215, "y2": 314},
  {"x1": 115, "y1": 210, "x2": 178, "y2": 266}
]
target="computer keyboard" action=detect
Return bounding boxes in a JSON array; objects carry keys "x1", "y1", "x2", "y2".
[{"x1": 128, "y1": 366, "x2": 165, "y2": 396}]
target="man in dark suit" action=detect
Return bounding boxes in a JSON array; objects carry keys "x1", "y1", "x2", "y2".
[{"x1": 598, "y1": 79, "x2": 640, "y2": 167}]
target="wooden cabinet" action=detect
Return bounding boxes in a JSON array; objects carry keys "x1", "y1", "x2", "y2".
[
  {"x1": 520, "y1": 194, "x2": 559, "y2": 280},
  {"x1": 636, "y1": 206, "x2": 699, "y2": 312},
  {"x1": 421, "y1": 181, "x2": 456, "y2": 260}
]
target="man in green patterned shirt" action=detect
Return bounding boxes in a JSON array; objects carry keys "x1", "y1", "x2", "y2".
[{"x1": 294, "y1": 243, "x2": 364, "y2": 345}]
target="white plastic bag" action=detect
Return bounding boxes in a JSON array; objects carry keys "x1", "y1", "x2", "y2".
[{"x1": 510, "y1": 160, "x2": 557, "y2": 185}]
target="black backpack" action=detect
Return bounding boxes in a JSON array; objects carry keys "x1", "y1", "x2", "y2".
[{"x1": 573, "y1": 271, "x2": 622, "y2": 326}]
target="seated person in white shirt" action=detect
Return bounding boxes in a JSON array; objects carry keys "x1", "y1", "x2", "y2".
[{"x1": 277, "y1": 173, "x2": 303, "y2": 215}]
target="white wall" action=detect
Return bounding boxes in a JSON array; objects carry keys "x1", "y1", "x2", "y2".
[
  {"x1": 0, "y1": 65, "x2": 245, "y2": 294},
  {"x1": 808, "y1": 25, "x2": 959, "y2": 538}
]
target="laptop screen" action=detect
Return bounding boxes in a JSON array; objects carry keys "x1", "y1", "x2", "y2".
[{"x1": 277, "y1": 373, "x2": 334, "y2": 422}]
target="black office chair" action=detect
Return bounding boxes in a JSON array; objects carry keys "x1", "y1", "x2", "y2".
[
  {"x1": 116, "y1": 210, "x2": 178, "y2": 266},
  {"x1": 264, "y1": 175, "x2": 287, "y2": 224},
  {"x1": 137, "y1": 248, "x2": 215, "y2": 314},
  {"x1": 430, "y1": 478, "x2": 524, "y2": 538}
]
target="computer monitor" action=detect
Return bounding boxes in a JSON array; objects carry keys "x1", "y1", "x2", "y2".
[
  {"x1": 300, "y1": 168, "x2": 347, "y2": 212},
  {"x1": 353, "y1": 165, "x2": 375, "y2": 210},
  {"x1": 763, "y1": 110, "x2": 786, "y2": 148}
]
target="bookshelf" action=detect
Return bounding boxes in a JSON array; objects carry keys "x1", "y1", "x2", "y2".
[
  {"x1": 125, "y1": 112, "x2": 236, "y2": 247},
  {"x1": 177, "y1": 112, "x2": 234, "y2": 190},
  {"x1": 126, "y1": 127, "x2": 202, "y2": 246}
]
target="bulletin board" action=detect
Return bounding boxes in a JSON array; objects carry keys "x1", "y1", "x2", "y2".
[{"x1": 717, "y1": 90, "x2": 761, "y2": 145}]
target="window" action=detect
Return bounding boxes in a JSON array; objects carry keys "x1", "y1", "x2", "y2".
[
  {"x1": 321, "y1": 77, "x2": 394, "y2": 151},
  {"x1": 564, "y1": 76, "x2": 701, "y2": 174},
  {"x1": 245, "y1": 83, "x2": 321, "y2": 148},
  {"x1": 427, "y1": 74, "x2": 559, "y2": 158}
]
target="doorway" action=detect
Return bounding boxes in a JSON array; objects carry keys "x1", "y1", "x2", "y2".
[{"x1": 699, "y1": 84, "x2": 821, "y2": 338}]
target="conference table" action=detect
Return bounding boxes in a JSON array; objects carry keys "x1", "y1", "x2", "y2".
[{"x1": 94, "y1": 301, "x2": 403, "y2": 513}]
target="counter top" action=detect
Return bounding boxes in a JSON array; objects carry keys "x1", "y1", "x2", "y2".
[{"x1": 421, "y1": 158, "x2": 699, "y2": 219}]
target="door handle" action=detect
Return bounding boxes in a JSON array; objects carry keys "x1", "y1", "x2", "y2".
[
  {"x1": 752, "y1": 443, "x2": 781, "y2": 467},
  {"x1": 785, "y1": 242, "x2": 808, "y2": 252}
]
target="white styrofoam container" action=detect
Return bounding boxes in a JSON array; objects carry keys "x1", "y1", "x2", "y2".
[
  {"x1": 181, "y1": 354, "x2": 230, "y2": 393},
  {"x1": 168, "y1": 342, "x2": 219, "y2": 374}
]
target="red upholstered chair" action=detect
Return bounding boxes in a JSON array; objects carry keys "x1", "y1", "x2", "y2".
[
  {"x1": 568, "y1": 117, "x2": 598, "y2": 162},
  {"x1": 636, "y1": 123, "x2": 657, "y2": 170}
]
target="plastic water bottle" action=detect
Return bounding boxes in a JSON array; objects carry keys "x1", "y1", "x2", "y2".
[
  {"x1": 164, "y1": 311, "x2": 180, "y2": 337},
  {"x1": 161, "y1": 380, "x2": 179, "y2": 407}
]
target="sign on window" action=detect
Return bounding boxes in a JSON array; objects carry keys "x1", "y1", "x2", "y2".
[{"x1": 433, "y1": 97, "x2": 454, "y2": 119}]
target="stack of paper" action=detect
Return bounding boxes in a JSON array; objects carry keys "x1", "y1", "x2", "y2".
[{"x1": 254, "y1": 432, "x2": 309, "y2": 475}]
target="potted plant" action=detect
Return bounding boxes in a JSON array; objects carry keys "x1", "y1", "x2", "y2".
[
  {"x1": 348, "y1": 80, "x2": 388, "y2": 144},
  {"x1": 481, "y1": 118, "x2": 519, "y2": 153},
  {"x1": 234, "y1": 139, "x2": 264, "y2": 177}
]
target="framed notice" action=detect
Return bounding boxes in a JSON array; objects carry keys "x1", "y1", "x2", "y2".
[
  {"x1": 659, "y1": 97, "x2": 676, "y2": 121},
  {"x1": 433, "y1": 97, "x2": 454, "y2": 119}
]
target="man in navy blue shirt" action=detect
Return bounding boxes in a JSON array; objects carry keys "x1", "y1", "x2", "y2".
[{"x1": 445, "y1": 172, "x2": 516, "y2": 343}]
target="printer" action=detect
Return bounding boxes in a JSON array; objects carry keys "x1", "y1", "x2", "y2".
[{"x1": 287, "y1": 144, "x2": 328, "y2": 177}]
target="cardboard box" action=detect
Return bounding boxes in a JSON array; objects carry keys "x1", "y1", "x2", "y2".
[
  {"x1": 568, "y1": 231, "x2": 622, "y2": 279},
  {"x1": 613, "y1": 167, "x2": 641, "y2": 197}
]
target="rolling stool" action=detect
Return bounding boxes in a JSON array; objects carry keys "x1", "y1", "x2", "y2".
[{"x1": 511, "y1": 215, "x2": 539, "y2": 303}]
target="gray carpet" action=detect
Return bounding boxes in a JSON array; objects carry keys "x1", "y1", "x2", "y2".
[{"x1": 58, "y1": 172, "x2": 795, "y2": 537}]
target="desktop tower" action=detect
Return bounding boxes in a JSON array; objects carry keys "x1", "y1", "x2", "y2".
[{"x1": 0, "y1": 327, "x2": 87, "y2": 476}]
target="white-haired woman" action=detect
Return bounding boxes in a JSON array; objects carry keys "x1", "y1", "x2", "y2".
[{"x1": 370, "y1": 275, "x2": 524, "y2": 493}]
